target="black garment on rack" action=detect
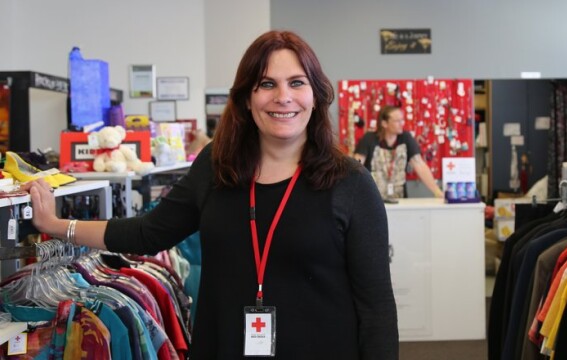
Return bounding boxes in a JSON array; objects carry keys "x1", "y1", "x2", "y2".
[
  {"x1": 488, "y1": 211, "x2": 561, "y2": 360},
  {"x1": 501, "y1": 215, "x2": 567, "y2": 335},
  {"x1": 500, "y1": 227, "x2": 567, "y2": 359},
  {"x1": 515, "y1": 203, "x2": 558, "y2": 227}
]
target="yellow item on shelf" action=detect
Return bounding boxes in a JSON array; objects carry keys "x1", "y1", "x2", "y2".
[{"x1": 4, "y1": 151, "x2": 76, "y2": 188}]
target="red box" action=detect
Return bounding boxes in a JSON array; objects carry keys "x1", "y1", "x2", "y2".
[{"x1": 59, "y1": 130, "x2": 152, "y2": 171}]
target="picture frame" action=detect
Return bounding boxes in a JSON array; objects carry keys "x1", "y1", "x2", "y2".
[
  {"x1": 129, "y1": 65, "x2": 156, "y2": 98},
  {"x1": 156, "y1": 76, "x2": 190, "y2": 100},
  {"x1": 149, "y1": 101, "x2": 176, "y2": 122}
]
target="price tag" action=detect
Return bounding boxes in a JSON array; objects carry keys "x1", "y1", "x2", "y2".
[
  {"x1": 7, "y1": 218, "x2": 17, "y2": 240},
  {"x1": 22, "y1": 204, "x2": 33, "y2": 220},
  {"x1": 387, "y1": 183, "x2": 395, "y2": 197},
  {"x1": 88, "y1": 133, "x2": 100, "y2": 148}
]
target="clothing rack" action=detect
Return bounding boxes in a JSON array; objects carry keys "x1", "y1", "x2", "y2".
[
  {"x1": 0, "y1": 246, "x2": 37, "y2": 260},
  {"x1": 529, "y1": 180, "x2": 567, "y2": 208}
]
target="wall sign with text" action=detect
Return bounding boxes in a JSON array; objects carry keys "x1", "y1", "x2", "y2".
[{"x1": 380, "y1": 29, "x2": 432, "y2": 54}]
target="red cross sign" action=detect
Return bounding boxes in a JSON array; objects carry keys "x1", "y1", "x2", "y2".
[{"x1": 252, "y1": 317, "x2": 266, "y2": 332}]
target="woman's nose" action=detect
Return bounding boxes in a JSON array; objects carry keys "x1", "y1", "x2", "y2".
[{"x1": 273, "y1": 87, "x2": 292, "y2": 104}]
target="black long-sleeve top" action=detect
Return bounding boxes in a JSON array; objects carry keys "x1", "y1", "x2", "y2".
[{"x1": 105, "y1": 145, "x2": 399, "y2": 359}]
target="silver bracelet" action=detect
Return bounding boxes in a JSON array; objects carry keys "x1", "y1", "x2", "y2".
[{"x1": 66, "y1": 219, "x2": 78, "y2": 245}]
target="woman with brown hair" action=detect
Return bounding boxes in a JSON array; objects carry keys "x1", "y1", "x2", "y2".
[{"x1": 24, "y1": 30, "x2": 398, "y2": 359}]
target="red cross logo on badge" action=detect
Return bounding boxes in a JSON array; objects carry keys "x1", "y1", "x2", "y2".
[
  {"x1": 252, "y1": 317, "x2": 266, "y2": 332},
  {"x1": 447, "y1": 161, "x2": 455, "y2": 171}
]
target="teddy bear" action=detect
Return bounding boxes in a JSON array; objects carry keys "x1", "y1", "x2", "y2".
[{"x1": 92, "y1": 126, "x2": 154, "y2": 175}]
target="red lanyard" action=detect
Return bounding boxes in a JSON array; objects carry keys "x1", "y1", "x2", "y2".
[
  {"x1": 384, "y1": 139, "x2": 397, "y2": 181},
  {"x1": 249, "y1": 166, "x2": 301, "y2": 306}
]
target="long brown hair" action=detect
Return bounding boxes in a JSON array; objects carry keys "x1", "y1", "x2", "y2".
[
  {"x1": 376, "y1": 105, "x2": 401, "y2": 142},
  {"x1": 212, "y1": 30, "x2": 350, "y2": 190}
]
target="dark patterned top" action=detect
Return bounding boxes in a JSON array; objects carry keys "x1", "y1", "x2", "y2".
[{"x1": 355, "y1": 131, "x2": 421, "y2": 198}]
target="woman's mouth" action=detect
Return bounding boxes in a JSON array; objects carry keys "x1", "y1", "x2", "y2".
[{"x1": 268, "y1": 112, "x2": 298, "y2": 118}]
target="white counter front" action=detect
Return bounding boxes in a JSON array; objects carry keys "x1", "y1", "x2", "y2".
[{"x1": 385, "y1": 198, "x2": 485, "y2": 341}]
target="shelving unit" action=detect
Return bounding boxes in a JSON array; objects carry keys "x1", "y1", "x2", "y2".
[
  {"x1": 0, "y1": 180, "x2": 111, "y2": 344},
  {"x1": 0, "y1": 71, "x2": 123, "y2": 152},
  {"x1": 0, "y1": 180, "x2": 111, "y2": 276},
  {"x1": 474, "y1": 80, "x2": 492, "y2": 202},
  {"x1": 72, "y1": 162, "x2": 192, "y2": 217}
]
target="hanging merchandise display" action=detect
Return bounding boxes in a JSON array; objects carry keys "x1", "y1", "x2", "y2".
[{"x1": 338, "y1": 78, "x2": 474, "y2": 180}]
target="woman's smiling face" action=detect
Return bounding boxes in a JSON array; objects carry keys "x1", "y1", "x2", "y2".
[{"x1": 248, "y1": 49, "x2": 314, "y2": 146}]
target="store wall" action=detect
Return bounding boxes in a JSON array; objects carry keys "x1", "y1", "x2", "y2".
[
  {"x1": 0, "y1": 0, "x2": 269, "y2": 131},
  {"x1": 270, "y1": 0, "x2": 564, "y2": 196},
  {"x1": 0, "y1": 2, "x2": 13, "y2": 68},
  {"x1": 0, "y1": 0, "x2": 207, "y2": 128},
  {"x1": 491, "y1": 80, "x2": 552, "y2": 194},
  {"x1": 271, "y1": 0, "x2": 567, "y2": 81},
  {"x1": 204, "y1": 0, "x2": 270, "y2": 89}
]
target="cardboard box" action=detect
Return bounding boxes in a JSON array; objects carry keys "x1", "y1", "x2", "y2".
[
  {"x1": 494, "y1": 198, "x2": 531, "y2": 219},
  {"x1": 494, "y1": 218, "x2": 515, "y2": 241},
  {"x1": 59, "y1": 130, "x2": 151, "y2": 171}
]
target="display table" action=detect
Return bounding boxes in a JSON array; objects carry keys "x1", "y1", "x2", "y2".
[{"x1": 385, "y1": 198, "x2": 485, "y2": 341}]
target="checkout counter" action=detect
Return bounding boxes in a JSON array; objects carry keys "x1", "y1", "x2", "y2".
[{"x1": 386, "y1": 198, "x2": 486, "y2": 341}]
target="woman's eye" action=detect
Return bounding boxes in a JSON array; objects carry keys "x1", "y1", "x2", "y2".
[
  {"x1": 290, "y1": 80, "x2": 305, "y2": 87},
  {"x1": 259, "y1": 81, "x2": 274, "y2": 89}
]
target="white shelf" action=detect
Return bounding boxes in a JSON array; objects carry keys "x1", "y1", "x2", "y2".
[
  {"x1": 385, "y1": 198, "x2": 486, "y2": 210},
  {"x1": 71, "y1": 162, "x2": 192, "y2": 181},
  {"x1": 133, "y1": 161, "x2": 192, "y2": 180},
  {"x1": 0, "y1": 322, "x2": 27, "y2": 345},
  {"x1": 72, "y1": 171, "x2": 136, "y2": 180},
  {"x1": 0, "y1": 180, "x2": 110, "y2": 208},
  {"x1": 149, "y1": 161, "x2": 192, "y2": 174}
]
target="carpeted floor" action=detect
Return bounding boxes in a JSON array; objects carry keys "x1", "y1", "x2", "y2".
[
  {"x1": 399, "y1": 296, "x2": 491, "y2": 360},
  {"x1": 400, "y1": 339, "x2": 487, "y2": 360}
]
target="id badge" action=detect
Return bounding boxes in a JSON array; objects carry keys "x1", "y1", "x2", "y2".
[
  {"x1": 243, "y1": 306, "x2": 276, "y2": 357},
  {"x1": 387, "y1": 183, "x2": 395, "y2": 197}
]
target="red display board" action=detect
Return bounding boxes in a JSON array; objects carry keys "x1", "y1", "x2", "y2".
[
  {"x1": 338, "y1": 78, "x2": 474, "y2": 179},
  {"x1": 60, "y1": 130, "x2": 151, "y2": 171}
]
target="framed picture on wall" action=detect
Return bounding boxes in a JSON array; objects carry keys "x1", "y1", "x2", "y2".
[
  {"x1": 156, "y1": 77, "x2": 189, "y2": 100},
  {"x1": 149, "y1": 101, "x2": 176, "y2": 122},
  {"x1": 129, "y1": 65, "x2": 156, "y2": 98}
]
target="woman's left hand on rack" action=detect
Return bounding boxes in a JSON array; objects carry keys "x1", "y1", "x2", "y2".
[{"x1": 20, "y1": 179, "x2": 59, "y2": 234}]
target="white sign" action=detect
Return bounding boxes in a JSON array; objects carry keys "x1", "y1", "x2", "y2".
[
  {"x1": 511, "y1": 135, "x2": 525, "y2": 146},
  {"x1": 503, "y1": 123, "x2": 521, "y2": 137},
  {"x1": 442, "y1": 158, "x2": 476, "y2": 186},
  {"x1": 535, "y1": 116, "x2": 551, "y2": 130},
  {"x1": 520, "y1": 71, "x2": 541, "y2": 79}
]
